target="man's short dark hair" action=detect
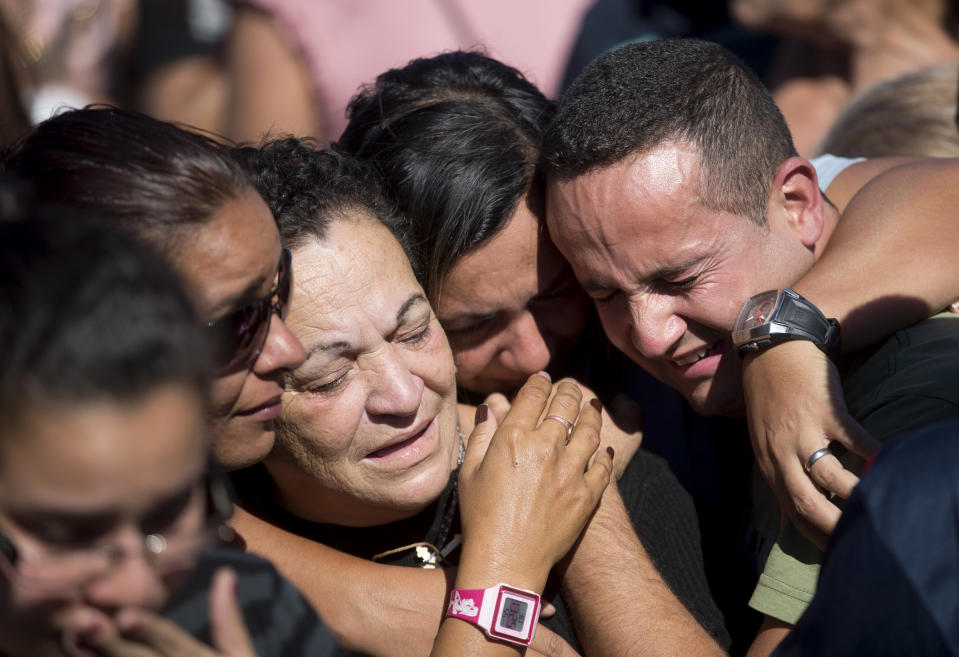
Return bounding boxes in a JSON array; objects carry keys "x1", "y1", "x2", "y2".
[
  {"x1": 541, "y1": 38, "x2": 797, "y2": 224},
  {"x1": 0, "y1": 213, "x2": 210, "y2": 432}
]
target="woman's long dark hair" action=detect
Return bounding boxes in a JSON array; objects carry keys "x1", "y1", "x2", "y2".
[
  {"x1": 336, "y1": 50, "x2": 554, "y2": 303},
  {"x1": 3, "y1": 106, "x2": 252, "y2": 258}
]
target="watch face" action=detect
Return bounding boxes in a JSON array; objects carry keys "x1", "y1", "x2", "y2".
[
  {"x1": 735, "y1": 289, "x2": 781, "y2": 333},
  {"x1": 490, "y1": 587, "x2": 538, "y2": 644},
  {"x1": 499, "y1": 597, "x2": 529, "y2": 631}
]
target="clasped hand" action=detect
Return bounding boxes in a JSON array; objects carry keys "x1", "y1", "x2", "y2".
[
  {"x1": 743, "y1": 341, "x2": 878, "y2": 549},
  {"x1": 457, "y1": 373, "x2": 613, "y2": 590}
]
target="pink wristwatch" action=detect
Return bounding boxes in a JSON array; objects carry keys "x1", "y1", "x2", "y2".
[{"x1": 446, "y1": 583, "x2": 540, "y2": 646}]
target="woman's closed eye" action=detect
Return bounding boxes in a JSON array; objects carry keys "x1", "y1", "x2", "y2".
[
  {"x1": 306, "y1": 370, "x2": 351, "y2": 395},
  {"x1": 442, "y1": 313, "x2": 497, "y2": 343},
  {"x1": 397, "y1": 320, "x2": 432, "y2": 346}
]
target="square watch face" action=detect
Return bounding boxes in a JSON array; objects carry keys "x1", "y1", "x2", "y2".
[{"x1": 490, "y1": 586, "x2": 538, "y2": 644}]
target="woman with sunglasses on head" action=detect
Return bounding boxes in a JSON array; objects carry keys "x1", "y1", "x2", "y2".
[
  {"x1": 2, "y1": 106, "x2": 306, "y2": 472},
  {"x1": 0, "y1": 213, "x2": 341, "y2": 657}
]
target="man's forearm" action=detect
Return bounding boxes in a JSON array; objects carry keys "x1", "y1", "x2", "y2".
[{"x1": 560, "y1": 487, "x2": 725, "y2": 657}]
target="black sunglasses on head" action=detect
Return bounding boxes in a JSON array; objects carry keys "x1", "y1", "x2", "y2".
[{"x1": 207, "y1": 249, "x2": 292, "y2": 374}]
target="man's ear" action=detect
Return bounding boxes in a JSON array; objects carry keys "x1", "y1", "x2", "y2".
[{"x1": 771, "y1": 157, "x2": 824, "y2": 249}]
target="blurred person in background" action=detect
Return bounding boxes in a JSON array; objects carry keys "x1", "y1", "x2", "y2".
[
  {"x1": 0, "y1": 212, "x2": 340, "y2": 657},
  {"x1": 816, "y1": 63, "x2": 959, "y2": 158},
  {"x1": 0, "y1": 0, "x2": 231, "y2": 132},
  {"x1": 730, "y1": 0, "x2": 959, "y2": 155},
  {"x1": 559, "y1": 0, "x2": 959, "y2": 157},
  {"x1": 0, "y1": 7, "x2": 30, "y2": 145},
  {"x1": 223, "y1": 0, "x2": 593, "y2": 144}
]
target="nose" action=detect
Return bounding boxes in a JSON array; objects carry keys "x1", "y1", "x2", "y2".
[
  {"x1": 627, "y1": 295, "x2": 685, "y2": 360},
  {"x1": 253, "y1": 314, "x2": 307, "y2": 375},
  {"x1": 82, "y1": 532, "x2": 167, "y2": 612},
  {"x1": 365, "y1": 347, "x2": 425, "y2": 418},
  {"x1": 498, "y1": 311, "x2": 551, "y2": 376}
]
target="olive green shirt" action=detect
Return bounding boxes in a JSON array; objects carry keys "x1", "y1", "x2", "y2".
[{"x1": 749, "y1": 312, "x2": 959, "y2": 623}]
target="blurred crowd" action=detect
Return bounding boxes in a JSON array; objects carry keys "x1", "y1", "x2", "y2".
[{"x1": 3, "y1": 0, "x2": 958, "y2": 153}]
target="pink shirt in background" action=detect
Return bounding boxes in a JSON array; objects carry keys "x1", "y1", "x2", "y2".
[{"x1": 240, "y1": 0, "x2": 593, "y2": 143}]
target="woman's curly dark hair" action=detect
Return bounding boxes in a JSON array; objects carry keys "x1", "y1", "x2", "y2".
[{"x1": 235, "y1": 136, "x2": 415, "y2": 266}]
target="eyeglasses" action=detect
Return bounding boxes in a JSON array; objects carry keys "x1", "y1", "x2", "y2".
[
  {"x1": 0, "y1": 472, "x2": 235, "y2": 596},
  {"x1": 207, "y1": 249, "x2": 292, "y2": 374}
]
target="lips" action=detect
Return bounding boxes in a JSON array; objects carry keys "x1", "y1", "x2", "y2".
[
  {"x1": 366, "y1": 420, "x2": 433, "y2": 459},
  {"x1": 673, "y1": 347, "x2": 710, "y2": 367},
  {"x1": 670, "y1": 342, "x2": 720, "y2": 368},
  {"x1": 234, "y1": 394, "x2": 283, "y2": 419}
]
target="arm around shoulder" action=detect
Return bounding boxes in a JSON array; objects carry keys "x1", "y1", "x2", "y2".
[{"x1": 229, "y1": 505, "x2": 452, "y2": 656}]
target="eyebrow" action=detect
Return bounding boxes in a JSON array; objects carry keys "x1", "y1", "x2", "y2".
[
  {"x1": 396, "y1": 294, "x2": 429, "y2": 325},
  {"x1": 439, "y1": 310, "x2": 498, "y2": 326},
  {"x1": 644, "y1": 254, "x2": 709, "y2": 281},
  {"x1": 305, "y1": 293, "x2": 429, "y2": 359}
]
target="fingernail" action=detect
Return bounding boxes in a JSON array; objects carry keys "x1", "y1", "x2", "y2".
[
  {"x1": 475, "y1": 403, "x2": 488, "y2": 424},
  {"x1": 220, "y1": 567, "x2": 238, "y2": 598},
  {"x1": 74, "y1": 621, "x2": 102, "y2": 648},
  {"x1": 536, "y1": 370, "x2": 551, "y2": 382},
  {"x1": 589, "y1": 398, "x2": 602, "y2": 412},
  {"x1": 117, "y1": 609, "x2": 142, "y2": 634},
  {"x1": 951, "y1": 301, "x2": 959, "y2": 313},
  {"x1": 120, "y1": 619, "x2": 142, "y2": 634},
  {"x1": 80, "y1": 621, "x2": 102, "y2": 638},
  {"x1": 606, "y1": 446, "x2": 615, "y2": 459}
]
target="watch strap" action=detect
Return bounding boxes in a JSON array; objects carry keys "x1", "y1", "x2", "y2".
[
  {"x1": 777, "y1": 289, "x2": 834, "y2": 342},
  {"x1": 447, "y1": 587, "x2": 486, "y2": 624},
  {"x1": 735, "y1": 288, "x2": 841, "y2": 357},
  {"x1": 446, "y1": 583, "x2": 540, "y2": 646}
]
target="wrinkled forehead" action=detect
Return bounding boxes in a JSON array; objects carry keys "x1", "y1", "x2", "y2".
[
  {"x1": 545, "y1": 145, "x2": 747, "y2": 288},
  {"x1": 548, "y1": 144, "x2": 703, "y2": 231},
  {"x1": 544, "y1": 161, "x2": 655, "y2": 266},
  {"x1": 288, "y1": 219, "x2": 426, "y2": 328}
]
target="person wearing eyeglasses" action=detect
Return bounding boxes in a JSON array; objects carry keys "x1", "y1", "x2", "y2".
[
  {"x1": 2, "y1": 106, "x2": 307, "y2": 473},
  {"x1": 0, "y1": 214, "x2": 341, "y2": 657}
]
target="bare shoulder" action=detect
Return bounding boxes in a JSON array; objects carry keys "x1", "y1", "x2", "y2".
[{"x1": 826, "y1": 156, "x2": 924, "y2": 211}]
